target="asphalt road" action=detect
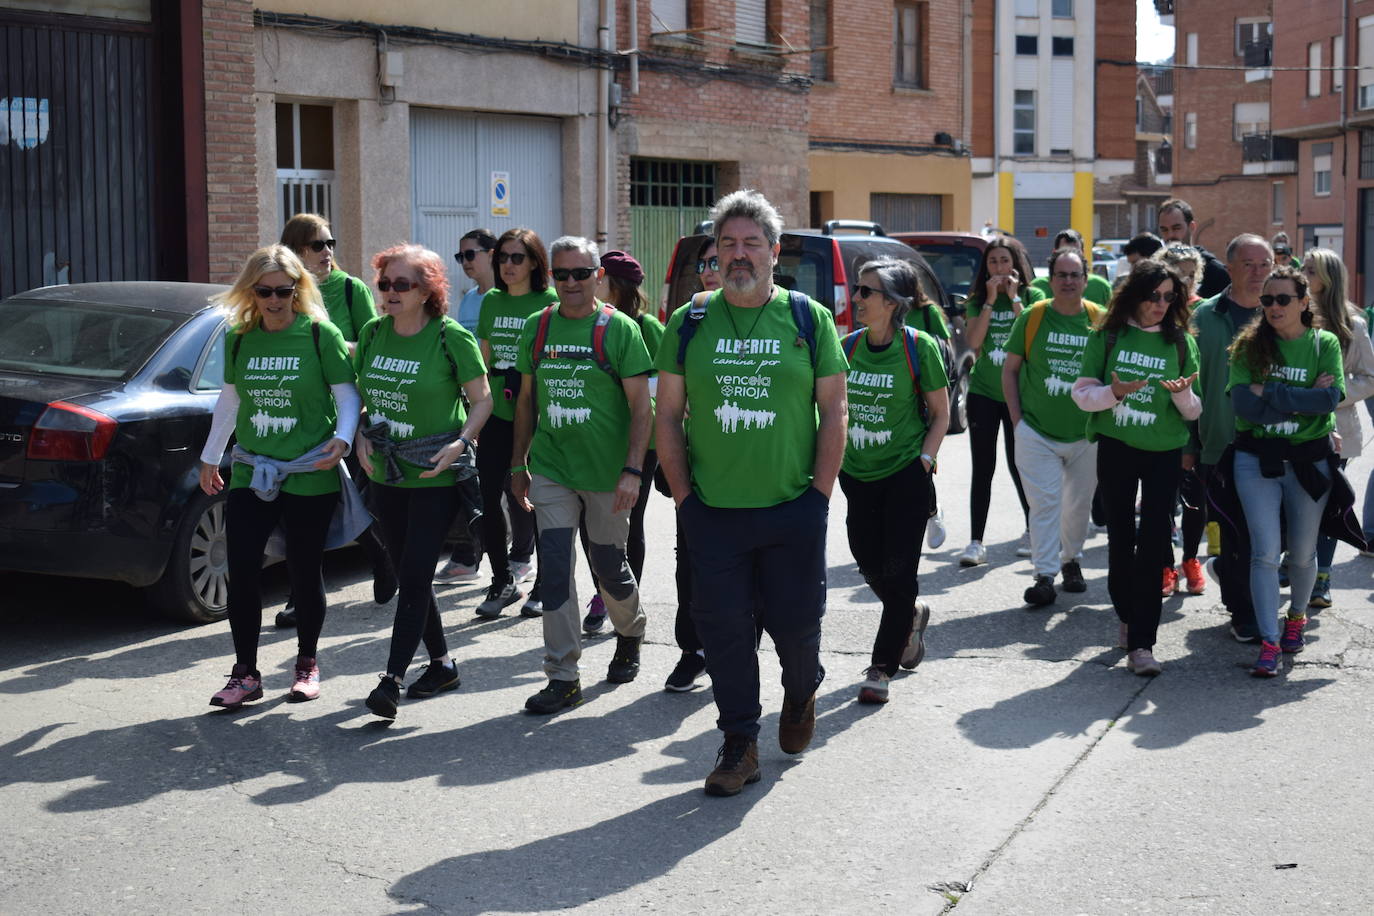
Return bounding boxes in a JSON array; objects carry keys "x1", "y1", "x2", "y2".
[{"x1": 4, "y1": 426, "x2": 1374, "y2": 914}]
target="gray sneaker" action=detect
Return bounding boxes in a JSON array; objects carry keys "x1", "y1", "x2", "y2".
[
  {"x1": 900, "y1": 601, "x2": 931, "y2": 669},
  {"x1": 475, "y1": 581, "x2": 523, "y2": 619}
]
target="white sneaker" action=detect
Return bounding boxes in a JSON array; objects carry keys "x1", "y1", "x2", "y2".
[
  {"x1": 1016, "y1": 530, "x2": 1032, "y2": 558},
  {"x1": 958, "y1": 540, "x2": 986, "y2": 567},
  {"x1": 510, "y1": 560, "x2": 534, "y2": 583},
  {"x1": 926, "y1": 508, "x2": 947, "y2": 550}
]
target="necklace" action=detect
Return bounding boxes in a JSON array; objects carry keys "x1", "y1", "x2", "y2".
[{"x1": 721, "y1": 296, "x2": 771, "y2": 353}]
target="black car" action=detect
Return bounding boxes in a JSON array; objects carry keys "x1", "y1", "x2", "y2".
[
  {"x1": 658, "y1": 220, "x2": 974, "y2": 432},
  {"x1": 0, "y1": 282, "x2": 233, "y2": 622}
]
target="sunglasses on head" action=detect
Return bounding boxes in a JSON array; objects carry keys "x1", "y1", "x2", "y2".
[
  {"x1": 496, "y1": 251, "x2": 528, "y2": 265},
  {"x1": 377, "y1": 277, "x2": 419, "y2": 293},
  {"x1": 551, "y1": 267, "x2": 596, "y2": 282},
  {"x1": 853, "y1": 284, "x2": 883, "y2": 300},
  {"x1": 696, "y1": 256, "x2": 719, "y2": 274},
  {"x1": 306, "y1": 239, "x2": 336, "y2": 253},
  {"x1": 1260, "y1": 293, "x2": 1299, "y2": 307},
  {"x1": 454, "y1": 248, "x2": 491, "y2": 263},
  {"x1": 253, "y1": 285, "x2": 295, "y2": 300},
  {"x1": 1145, "y1": 290, "x2": 1179, "y2": 304}
]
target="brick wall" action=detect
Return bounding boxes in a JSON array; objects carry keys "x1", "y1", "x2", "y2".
[
  {"x1": 970, "y1": 0, "x2": 993, "y2": 157},
  {"x1": 202, "y1": 0, "x2": 258, "y2": 283},
  {"x1": 1095, "y1": 3, "x2": 1136, "y2": 161}
]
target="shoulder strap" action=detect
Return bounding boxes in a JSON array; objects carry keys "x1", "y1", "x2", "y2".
[
  {"x1": 841, "y1": 328, "x2": 864, "y2": 362},
  {"x1": 1176, "y1": 335, "x2": 1188, "y2": 375},
  {"x1": 530, "y1": 305, "x2": 557, "y2": 371},
  {"x1": 438, "y1": 319, "x2": 460, "y2": 380},
  {"x1": 1085, "y1": 302, "x2": 1103, "y2": 327},
  {"x1": 231, "y1": 331, "x2": 242, "y2": 369},
  {"x1": 788, "y1": 289, "x2": 818, "y2": 367},
  {"x1": 900, "y1": 326, "x2": 921, "y2": 388},
  {"x1": 344, "y1": 277, "x2": 353, "y2": 310},
  {"x1": 675, "y1": 290, "x2": 712, "y2": 366},
  {"x1": 1103, "y1": 328, "x2": 1119, "y2": 376},
  {"x1": 311, "y1": 320, "x2": 321, "y2": 359},
  {"x1": 591, "y1": 304, "x2": 617, "y2": 379},
  {"x1": 1023, "y1": 303, "x2": 1048, "y2": 357}
]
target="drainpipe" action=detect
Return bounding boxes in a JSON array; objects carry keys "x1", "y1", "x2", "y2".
[
  {"x1": 629, "y1": 0, "x2": 639, "y2": 94},
  {"x1": 597, "y1": 0, "x2": 611, "y2": 245}
]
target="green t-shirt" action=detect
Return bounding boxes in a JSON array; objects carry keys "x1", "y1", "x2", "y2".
[
  {"x1": 318, "y1": 270, "x2": 376, "y2": 342},
  {"x1": 656, "y1": 288, "x2": 849, "y2": 508},
  {"x1": 1080, "y1": 325, "x2": 1200, "y2": 451},
  {"x1": 478, "y1": 287, "x2": 560, "y2": 422},
  {"x1": 1030, "y1": 273, "x2": 1113, "y2": 308},
  {"x1": 842, "y1": 329, "x2": 949, "y2": 481},
  {"x1": 353, "y1": 315, "x2": 487, "y2": 488},
  {"x1": 1005, "y1": 304, "x2": 1094, "y2": 443},
  {"x1": 966, "y1": 287, "x2": 1047, "y2": 401},
  {"x1": 223, "y1": 314, "x2": 355, "y2": 495},
  {"x1": 1227, "y1": 328, "x2": 1345, "y2": 444},
  {"x1": 515, "y1": 305, "x2": 654, "y2": 493},
  {"x1": 905, "y1": 304, "x2": 951, "y2": 340}
]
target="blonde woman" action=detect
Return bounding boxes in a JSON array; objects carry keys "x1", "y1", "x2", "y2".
[
  {"x1": 1302, "y1": 248, "x2": 1374, "y2": 607},
  {"x1": 199, "y1": 245, "x2": 361, "y2": 707}
]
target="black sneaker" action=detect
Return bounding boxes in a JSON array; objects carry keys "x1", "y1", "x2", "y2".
[
  {"x1": 524, "y1": 678, "x2": 582, "y2": 714},
  {"x1": 274, "y1": 604, "x2": 297, "y2": 629},
  {"x1": 520, "y1": 582, "x2": 544, "y2": 618},
  {"x1": 373, "y1": 564, "x2": 399, "y2": 604},
  {"x1": 665, "y1": 651, "x2": 707, "y2": 692},
  {"x1": 1024, "y1": 575, "x2": 1057, "y2": 607},
  {"x1": 1060, "y1": 560, "x2": 1086, "y2": 593},
  {"x1": 365, "y1": 675, "x2": 401, "y2": 719},
  {"x1": 476, "y1": 581, "x2": 523, "y2": 619},
  {"x1": 1229, "y1": 618, "x2": 1260, "y2": 643},
  {"x1": 406, "y1": 661, "x2": 460, "y2": 699},
  {"x1": 606, "y1": 634, "x2": 642, "y2": 683}
]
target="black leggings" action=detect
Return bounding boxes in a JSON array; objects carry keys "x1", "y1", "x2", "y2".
[
  {"x1": 966, "y1": 391, "x2": 1029, "y2": 541},
  {"x1": 1099, "y1": 437, "x2": 1181, "y2": 651},
  {"x1": 372, "y1": 483, "x2": 460, "y2": 678},
  {"x1": 474, "y1": 415, "x2": 537, "y2": 585},
  {"x1": 839, "y1": 459, "x2": 932, "y2": 676},
  {"x1": 226, "y1": 487, "x2": 336, "y2": 673}
]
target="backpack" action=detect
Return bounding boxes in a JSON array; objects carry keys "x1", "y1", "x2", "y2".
[
  {"x1": 674, "y1": 289, "x2": 817, "y2": 367},
  {"x1": 912, "y1": 305, "x2": 957, "y2": 387},
  {"x1": 841, "y1": 326, "x2": 928, "y2": 420},
  {"x1": 359, "y1": 316, "x2": 461, "y2": 380},
  {"x1": 531, "y1": 304, "x2": 618, "y2": 380},
  {"x1": 1022, "y1": 301, "x2": 1103, "y2": 357}
]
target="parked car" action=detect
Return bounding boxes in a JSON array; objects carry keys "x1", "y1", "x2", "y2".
[
  {"x1": 888, "y1": 230, "x2": 986, "y2": 305},
  {"x1": 0, "y1": 282, "x2": 233, "y2": 623},
  {"x1": 658, "y1": 220, "x2": 974, "y2": 433}
]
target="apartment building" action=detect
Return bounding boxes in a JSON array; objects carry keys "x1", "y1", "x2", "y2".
[{"x1": 969, "y1": 0, "x2": 1135, "y2": 263}]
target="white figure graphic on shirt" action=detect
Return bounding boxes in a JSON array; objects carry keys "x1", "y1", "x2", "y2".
[
  {"x1": 1112, "y1": 400, "x2": 1157, "y2": 427},
  {"x1": 373, "y1": 412, "x2": 415, "y2": 440},
  {"x1": 848, "y1": 425, "x2": 893, "y2": 450},
  {"x1": 715, "y1": 400, "x2": 776, "y2": 433},
  {"x1": 548, "y1": 403, "x2": 592, "y2": 428},
  {"x1": 250, "y1": 410, "x2": 298, "y2": 438}
]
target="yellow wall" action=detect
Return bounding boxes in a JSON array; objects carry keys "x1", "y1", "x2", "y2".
[
  {"x1": 999, "y1": 172, "x2": 1014, "y2": 235},
  {"x1": 1071, "y1": 172, "x2": 1094, "y2": 252},
  {"x1": 259, "y1": 1, "x2": 579, "y2": 42},
  {"x1": 809, "y1": 152, "x2": 972, "y2": 230}
]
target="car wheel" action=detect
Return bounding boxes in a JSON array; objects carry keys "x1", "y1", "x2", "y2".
[
  {"x1": 946, "y1": 362, "x2": 971, "y2": 434},
  {"x1": 148, "y1": 490, "x2": 229, "y2": 624}
]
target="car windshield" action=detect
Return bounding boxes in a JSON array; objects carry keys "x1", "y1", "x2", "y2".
[
  {"x1": 775, "y1": 248, "x2": 829, "y2": 307},
  {"x1": 908, "y1": 243, "x2": 981, "y2": 300},
  {"x1": 0, "y1": 297, "x2": 180, "y2": 379}
]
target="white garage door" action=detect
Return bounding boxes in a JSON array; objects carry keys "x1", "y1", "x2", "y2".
[{"x1": 411, "y1": 109, "x2": 563, "y2": 298}]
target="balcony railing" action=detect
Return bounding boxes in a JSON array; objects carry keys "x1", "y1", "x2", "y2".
[
  {"x1": 1241, "y1": 133, "x2": 1297, "y2": 163},
  {"x1": 1244, "y1": 40, "x2": 1272, "y2": 69}
]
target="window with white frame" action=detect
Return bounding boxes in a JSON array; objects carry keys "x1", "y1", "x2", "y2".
[
  {"x1": 1272, "y1": 182, "x2": 1284, "y2": 224},
  {"x1": 894, "y1": 2, "x2": 926, "y2": 88},
  {"x1": 1052, "y1": 0, "x2": 1072, "y2": 17},
  {"x1": 1014, "y1": 90, "x2": 1035, "y2": 155},
  {"x1": 650, "y1": 0, "x2": 687, "y2": 33},
  {"x1": 1186, "y1": 33, "x2": 1198, "y2": 67},
  {"x1": 1185, "y1": 112, "x2": 1197, "y2": 149},
  {"x1": 1014, "y1": 0, "x2": 1037, "y2": 17},
  {"x1": 1309, "y1": 42, "x2": 1322, "y2": 96},
  {"x1": 1313, "y1": 142, "x2": 1333, "y2": 196},
  {"x1": 275, "y1": 102, "x2": 336, "y2": 230},
  {"x1": 1235, "y1": 19, "x2": 1270, "y2": 56},
  {"x1": 1360, "y1": 16, "x2": 1374, "y2": 108},
  {"x1": 1233, "y1": 101, "x2": 1270, "y2": 142},
  {"x1": 1334, "y1": 35, "x2": 1345, "y2": 92}
]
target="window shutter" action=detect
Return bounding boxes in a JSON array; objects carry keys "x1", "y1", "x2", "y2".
[{"x1": 736, "y1": 0, "x2": 768, "y2": 45}]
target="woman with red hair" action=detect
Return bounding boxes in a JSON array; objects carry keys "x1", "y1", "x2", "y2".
[{"x1": 354, "y1": 244, "x2": 493, "y2": 718}]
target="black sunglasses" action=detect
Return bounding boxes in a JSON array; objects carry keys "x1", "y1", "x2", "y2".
[
  {"x1": 853, "y1": 284, "x2": 883, "y2": 300},
  {"x1": 1260, "y1": 293, "x2": 1299, "y2": 307},
  {"x1": 1145, "y1": 290, "x2": 1179, "y2": 304},
  {"x1": 496, "y1": 251, "x2": 528, "y2": 265},
  {"x1": 551, "y1": 267, "x2": 596, "y2": 282},
  {"x1": 252, "y1": 285, "x2": 295, "y2": 300},
  {"x1": 696, "y1": 256, "x2": 719, "y2": 274},
  {"x1": 306, "y1": 239, "x2": 336, "y2": 253},
  {"x1": 377, "y1": 277, "x2": 419, "y2": 293},
  {"x1": 455, "y1": 248, "x2": 492, "y2": 263}
]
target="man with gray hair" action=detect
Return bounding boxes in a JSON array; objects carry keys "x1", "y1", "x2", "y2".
[
  {"x1": 1188, "y1": 233, "x2": 1274, "y2": 643},
  {"x1": 656, "y1": 190, "x2": 849, "y2": 796},
  {"x1": 510, "y1": 235, "x2": 655, "y2": 714}
]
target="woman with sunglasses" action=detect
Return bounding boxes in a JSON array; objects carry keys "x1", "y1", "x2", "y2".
[
  {"x1": 435, "y1": 228, "x2": 499, "y2": 584},
  {"x1": 840, "y1": 258, "x2": 948, "y2": 703},
  {"x1": 199, "y1": 245, "x2": 361, "y2": 707},
  {"x1": 959, "y1": 236, "x2": 1041, "y2": 567},
  {"x1": 1072, "y1": 260, "x2": 1199, "y2": 675},
  {"x1": 1300, "y1": 249, "x2": 1374, "y2": 608},
  {"x1": 472, "y1": 228, "x2": 558, "y2": 617},
  {"x1": 1227, "y1": 266, "x2": 1343, "y2": 677},
  {"x1": 277, "y1": 213, "x2": 396, "y2": 624},
  {"x1": 354, "y1": 245, "x2": 493, "y2": 718}
]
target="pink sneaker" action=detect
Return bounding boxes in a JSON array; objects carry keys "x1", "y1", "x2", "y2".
[
  {"x1": 289, "y1": 656, "x2": 320, "y2": 702},
  {"x1": 210, "y1": 663, "x2": 263, "y2": 708}
]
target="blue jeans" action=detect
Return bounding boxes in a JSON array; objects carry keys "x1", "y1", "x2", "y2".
[{"x1": 1233, "y1": 450, "x2": 1329, "y2": 643}]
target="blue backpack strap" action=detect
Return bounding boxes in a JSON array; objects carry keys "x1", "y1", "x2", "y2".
[
  {"x1": 788, "y1": 288, "x2": 817, "y2": 367},
  {"x1": 841, "y1": 328, "x2": 864, "y2": 363},
  {"x1": 900, "y1": 326, "x2": 921, "y2": 388},
  {"x1": 675, "y1": 291, "x2": 711, "y2": 366}
]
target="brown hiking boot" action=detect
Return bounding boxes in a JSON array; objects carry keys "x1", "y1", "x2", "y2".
[
  {"x1": 778, "y1": 692, "x2": 816, "y2": 754},
  {"x1": 704, "y1": 734, "x2": 760, "y2": 797}
]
